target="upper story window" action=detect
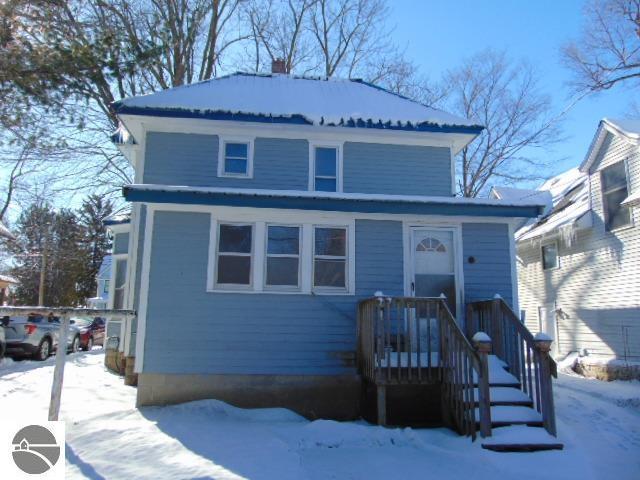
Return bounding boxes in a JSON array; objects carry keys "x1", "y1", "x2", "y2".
[
  {"x1": 310, "y1": 144, "x2": 342, "y2": 192},
  {"x1": 313, "y1": 226, "x2": 347, "y2": 290},
  {"x1": 601, "y1": 161, "x2": 631, "y2": 231},
  {"x1": 541, "y1": 242, "x2": 558, "y2": 270},
  {"x1": 215, "y1": 223, "x2": 253, "y2": 288},
  {"x1": 218, "y1": 138, "x2": 253, "y2": 178}
]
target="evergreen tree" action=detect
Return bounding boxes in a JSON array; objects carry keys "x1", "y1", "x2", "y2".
[{"x1": 78, "y1": 195, "x2": 114, "y2": 301}]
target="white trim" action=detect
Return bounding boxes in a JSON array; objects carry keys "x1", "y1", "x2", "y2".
[
  {"x1": 217, "y1": 136, "x2": 255, "y2": 178},
  {"x1": 508, "y1": 221, "x2": 520, "y2": 315},
  {"x1": 600, "y1": 158, "x2": 635, "y2": 232},
  {"x1": 134, "y1": 206, "x2": 155, "y2": 373},
  {"x1": 403, "y1": 223, "x2": 464, "y2": 322},
  {"x1": 541, "y1": 241, "x2": 560, "y2": 271},
  {"x1": 205, "y1": 211, "x2": 355, "y2": 295},
  {"x1": 308, "y1": 141, "x2": 344, "y2": 192},
  {"x1": 119, "y1": 114, "x2": 478, "y2": 154},
  {"x1": 106, "y1": 223, "x2": 130, "y2": 235}
]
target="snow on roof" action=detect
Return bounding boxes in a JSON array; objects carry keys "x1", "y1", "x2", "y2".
[
  {"x1": 0, "y1": 221, "x2": 13, "y2": 239},
  {"x1": 125, "y1": 183, "x2": 545, "y2": 209},
  {"x1": 104, "y1": 212, "x2": 131, "y2": 226},
  {"x1": 581, "y1": 117, "x2": 640, "y2": 171},
  {"x1": 604, "y1": 117, "x2": 640, "y2": 141},
  {"x1": 516, "y1": 168, "x2": 591, "y2": 243},
  {"x1": 622, "y1": 190, "x2": 640, "y2": 207},
  {"x1": 491, "y1": 186, "x2": 553, "y2": 212},
  {"x1": 0, "y1": 274, "x2": 18, "y2": 284},
  {"x1": 114, "y1": 73, "x2": 482, "y2": 132}
]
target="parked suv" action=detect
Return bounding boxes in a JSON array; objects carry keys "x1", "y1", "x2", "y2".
[
  {"x1": 1, "y1": 314, "x2": 82, "y2": 361},
  {"x1": 71, "y1": 317, "x2": 105, "y2": 351}
]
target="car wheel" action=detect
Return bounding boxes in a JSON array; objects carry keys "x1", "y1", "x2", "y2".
[
  {"x1": 70, "y1": 336, "x2": 80, "y2": 353},
  {"x1": 34, "y1": 338, "x2": 51, "y2": 361}
]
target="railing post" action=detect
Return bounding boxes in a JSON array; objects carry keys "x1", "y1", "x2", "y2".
[
  {"x1": 491, "y1": 295, "x2": 504, "y2": 359},
  {"x1": 473, "y1": 332, "x2": 492, "y2": 438},
  {"x1": 534, "y1": 333, "x2": 557, "y2": 436}
]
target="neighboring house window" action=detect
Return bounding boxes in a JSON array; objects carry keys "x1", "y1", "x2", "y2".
[
  {"x1": 216, "y1": 223, "x2": 253, "y2": 287},
  {"x1": 541, "y1": 243, "x2": 558, "y2": 270},
  {"x1": 313, "y1": 226, "x2": 347, "y2": 289},
  {"x1": 265, "y1": 225, "x2": 300, "y2": 289},
  {"x1": 103, "y1": 280, "x2": 110, "y2": 295},
  {"x1": 311, "y1": 145, "x2": 341, "y2": 192},
  {"x1": 113, "y1": 259, "x2": 127, "y2": 309},
  {"x1": 601, "y1": 161, "x2": 631, "y2": 231},
  {"x1": 218, "y1": 139, "x2": 253, "y2": 177}
]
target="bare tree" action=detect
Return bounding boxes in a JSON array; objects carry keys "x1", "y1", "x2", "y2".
[
  {"x1": 563, "y1": 0, "x2": 640, "y2": 92},
  {"x1": 438, "y1": 51, "x2": 563, "y2": 197}
]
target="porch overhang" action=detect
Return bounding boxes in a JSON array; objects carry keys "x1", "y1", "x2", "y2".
[{"x1": 123, "y1": 185, "x2": 544, "y2": 218}]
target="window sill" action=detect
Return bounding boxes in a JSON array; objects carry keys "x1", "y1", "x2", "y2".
[
  {"x1": 607, "y1": 223, "x2": 635, "y2": 234},
  {"x1": 205, "y1": 288, "x2": 354, "y2": 296},
  {"x1": 218, "y1": 172, "x2": 252, "y2": 179}
]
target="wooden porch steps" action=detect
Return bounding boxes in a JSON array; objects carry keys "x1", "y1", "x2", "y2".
[{"x1": 479, "y1": 356, "x2": 563, "y2": 452}]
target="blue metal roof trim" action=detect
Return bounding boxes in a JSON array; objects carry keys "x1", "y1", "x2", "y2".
[
  {"x1": 122, "y1": 187, "x2": 542, "y2": 218},
  {"x1": 113, "y1": 104, "x2": 483, "y2": 134}
]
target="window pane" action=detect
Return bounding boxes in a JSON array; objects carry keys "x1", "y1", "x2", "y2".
[
  {"x1": 542, "y1": 244, "x2": 558, "y2": 270},
  {"x1": 267, "y1": 226, "x2": 299, "y2": 254},
  {"x1": 314, "y1": 259, "x2": 346, "y2": 287},
  {"x1": 266, "y1": 257, "x2": 299, "y2": 286},
  {"x1": 315, "y1": 147, "x2": 337, "y2": 176},
  {"x1": 219, "y1": 225, "x2": 252, "y2": 253},
  {"x1": 605, "y1": 189, "x2": 631, "y2": 230},
  {"x1": 225, "y1": 142, "x2": 248, "y2": 158},
  {"x1": 601, "y1": 162, "x2": 627, "y2": 191},
  {"x1": 224, "y1": 158, "x2": 248, "y2": 174},
  {"x1": 315, "y1": 178, "x2": 337, "y2": 192},
  {"x1": 217, "y1": 255, "x2": 251, "y2": 284},
  {"x1": 315, "y1": 228, "x2": 346, "y2": 256}
]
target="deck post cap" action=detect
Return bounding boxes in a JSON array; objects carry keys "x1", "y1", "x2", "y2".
[
  {"x1": 534, "y1": 332, "x2": 553, "y2": 352},
  {"x1": 472, "y1": 332, "x2": 492, "y2": 353}
]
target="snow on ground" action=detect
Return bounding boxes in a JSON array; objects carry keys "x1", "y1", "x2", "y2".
[{"x1": 1, "y1": 351, "x2": 639, "y2": 480}]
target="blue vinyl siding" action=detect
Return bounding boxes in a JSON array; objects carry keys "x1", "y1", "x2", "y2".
[
  {"x1": 343, "y1": 142, "x2": 452, "y2": 196},
  {"x1": 113, "y1": 232, "x2": 129, "y2": 255},
  {"x1": 462, "y1": 223, "x2": 513, "y2": 305},
  {"x1": 144, "y1": 133, "x2": 308, "y2": 190},
  {"x1": 142, "y1": 213, "x2": 404, "y2": 375},
  {"x1": 143, "y1": 132, "x2": 455, "y2": 196}
]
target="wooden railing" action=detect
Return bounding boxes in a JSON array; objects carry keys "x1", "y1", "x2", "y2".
[
  {"x1": 357, "y1": 296, "x2": 491, "y2": 438},
  {"x1": 467, "y1": 297, "x2": 558, "y2": 436}
]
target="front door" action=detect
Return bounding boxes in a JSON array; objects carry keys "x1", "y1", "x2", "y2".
[{"x1": 410, "y1": 228, "x2": 458, "y2": 316}]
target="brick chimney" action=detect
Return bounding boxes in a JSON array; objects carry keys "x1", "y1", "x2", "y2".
[{"x1": 271, "y1": 58, "x2": 287, "y2": 74}]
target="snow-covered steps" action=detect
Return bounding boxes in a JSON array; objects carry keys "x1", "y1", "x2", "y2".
[
  {"x1": 475, "y1": 406, "x2": 543, "y2": 426},
  {"x1": 481, "y1": 425, "x2": 564, "y2": 452},
  {"x1": 473, "y1": 355, "x2": 520, "y2": 387},
  {"x1": 473, "y1": 387, "x2": 533, "y2": 406}
]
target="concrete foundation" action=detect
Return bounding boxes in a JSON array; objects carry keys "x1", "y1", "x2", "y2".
[
  {"x1": 124, "y1": 356, "x2": 138, "y2": 386},
  {"x1": 105, "y1": 349, "x2": 125, "y2": 375},
  {"x1": 136, "y1": 373, "x2": 362, "y2": 420}
]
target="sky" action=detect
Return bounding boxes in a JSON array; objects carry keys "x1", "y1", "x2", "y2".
[{"x1": 389, "y1": 0, "x2": 631, "y2": 183}]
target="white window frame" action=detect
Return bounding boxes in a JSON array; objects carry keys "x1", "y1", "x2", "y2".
[
  {"x1": 600, "y1": 159, "x2": 633, "y2": 232},
  {"x1": 217, "y1": 137, "x2": 254, "y2": 178},
  {"x1": 213, "y1": 222, "x2": 255, "y2": 290},
  {"x1": 264, "y1": 223, "x2": 302, "y2": 291},
  {"x1": 312, "y1": 225, "x2": 349, "y2": 293},
  {"x1": 541, "y1": 241, "x2": 559, "y2": 271},
  {"x1": 309, "y1": 142, "x2": 343, "y2": 192}
]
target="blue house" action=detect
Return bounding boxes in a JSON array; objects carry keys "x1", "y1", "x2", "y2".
[{"x1": 111, "y1": 67, "x2": 558, "y2": 444}]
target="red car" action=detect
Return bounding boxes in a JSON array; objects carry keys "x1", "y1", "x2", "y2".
[{"x1": 70, "y1": 317, "x2": 106, "y2": 351}]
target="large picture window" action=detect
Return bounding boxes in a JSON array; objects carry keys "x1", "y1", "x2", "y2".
[
  {"x1": 601, "y1": 161, "x2": 631, "y2": 231},
  {"x1": 216, "y1": 224, "x2": 253, "y2": 286},
  {"x1": 265, "y1": 225, "x2": 300, "y2": 289},
  {"x1": 313, "y1": 227, "x2": 347, "y2": 289}
]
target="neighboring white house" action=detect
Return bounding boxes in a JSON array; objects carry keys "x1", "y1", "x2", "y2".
[
  {"x1": 87, "y1": 255, "x2": 112, "y2": 309},
  {"x1": 493, "y1": 118, "x2": 640, "y2": 361}
]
